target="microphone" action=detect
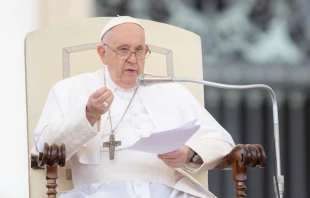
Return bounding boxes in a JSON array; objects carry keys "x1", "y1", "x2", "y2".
[
  {"x1": 136, "y1": 73, "x2": 284, "y2": 198},
  {"x1": 136, "y1": 74, "x2": 173, "y2": 86}
]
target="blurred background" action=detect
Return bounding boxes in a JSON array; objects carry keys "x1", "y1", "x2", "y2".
[
  {"x1": 94, "y1": 0, "x2": 309, "y2": 197},
  {"x1": 1, "y1": 0, "x2": 309, "y2": 197}
]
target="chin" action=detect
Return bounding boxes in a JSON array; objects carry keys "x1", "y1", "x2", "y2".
[{"x1": 121, "y1": 78, "x2": 137, "y2": 87}]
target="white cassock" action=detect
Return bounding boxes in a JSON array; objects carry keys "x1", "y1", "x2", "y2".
[{"x1": 32, "y1": 68, "x2": 235, "y2": 198}]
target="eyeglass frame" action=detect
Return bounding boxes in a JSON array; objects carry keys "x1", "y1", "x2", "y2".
[{"x1": 103, "y1": 43, "x2": 151, "y2": 60}]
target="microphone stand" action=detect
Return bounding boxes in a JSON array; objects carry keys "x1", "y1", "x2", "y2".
[{"x1": 139, "y1": 75, "x2": 284, "y2": 197}]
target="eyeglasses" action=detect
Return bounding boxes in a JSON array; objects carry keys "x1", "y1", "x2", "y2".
[{"x1": 103, "y1": 43, "x2": 151, "y2": 60}]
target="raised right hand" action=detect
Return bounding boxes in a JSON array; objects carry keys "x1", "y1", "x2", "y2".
[{"x1": 86, "y1": 87, "x2": 114, "y2": 125}]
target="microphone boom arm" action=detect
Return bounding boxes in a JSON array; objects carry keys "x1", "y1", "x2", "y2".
[{"x1": 138, "y1": 74, "x2": 284, "y2": 197}]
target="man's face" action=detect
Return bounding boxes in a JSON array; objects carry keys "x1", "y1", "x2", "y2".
[{"x1": 97, "y1": 23, "x2": 148, "y2": 89}]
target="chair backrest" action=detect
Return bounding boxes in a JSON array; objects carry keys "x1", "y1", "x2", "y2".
[{"x1": 26, "y1": 17, "x2": 204, "y2": 197}]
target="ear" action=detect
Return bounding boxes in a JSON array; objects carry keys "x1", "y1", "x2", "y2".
[
  {"x1": 145, "y1": 45, "x2": 149, "y2": 55},
  {"x1": 97, "y1": 45, "x2": 108, "y2": 65}
]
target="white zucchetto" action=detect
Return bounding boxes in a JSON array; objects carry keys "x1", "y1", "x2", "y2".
[{"x1": 100, "y1": 16, "x2": 144, "y2": 40}]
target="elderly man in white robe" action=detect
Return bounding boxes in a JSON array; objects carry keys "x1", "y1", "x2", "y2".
[{"x1": 32, "y1": 16, "x2": 235, "y2": 198}]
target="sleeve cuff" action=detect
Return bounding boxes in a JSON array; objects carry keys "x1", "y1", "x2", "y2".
[
  {"x1": 183, "y1": 162, "x2": 202, "y2": 172},
  {"x1": 183, "y1": 138, "x2": 234, "y2": 173}
]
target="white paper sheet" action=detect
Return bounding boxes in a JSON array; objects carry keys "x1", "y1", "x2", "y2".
[{"x1": 127, "y1": 119, "x2": 200, "y2": 154}]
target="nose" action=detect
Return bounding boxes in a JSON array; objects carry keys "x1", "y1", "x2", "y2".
[{"x1": 127, "y1": 52, "x2": 137, "y2": 64}]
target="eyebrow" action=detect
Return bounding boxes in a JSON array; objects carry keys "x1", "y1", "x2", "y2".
[{"x1": 116, "y1": 44, "x2": 144, "y2": 49}]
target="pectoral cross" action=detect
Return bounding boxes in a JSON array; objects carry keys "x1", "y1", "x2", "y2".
[{"x1": 103, "y1": 134, "x2": 121, "y2": 160}]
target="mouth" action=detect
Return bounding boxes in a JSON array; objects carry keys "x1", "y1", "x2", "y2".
[{"x1": 124, "y1": 69, "x2": 138, "y2": 74}]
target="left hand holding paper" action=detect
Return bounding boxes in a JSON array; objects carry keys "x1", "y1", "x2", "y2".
[{"x1": 158, "y1": 145, "x2": 195, "y2": 168}]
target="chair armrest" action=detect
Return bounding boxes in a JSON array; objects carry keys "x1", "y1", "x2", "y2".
[
  {"x1": 31, "y1": 154, "x2": 44, "y2": 169},
  {"x1": 215, "y1": 144, "x2": 266, "y2": 198},
  {"x1": 216, "y1": 144, "x2": 266, "y2": 169},
  {"x1": 31, "y1": 143, "x2": 66, "y2": 198}
]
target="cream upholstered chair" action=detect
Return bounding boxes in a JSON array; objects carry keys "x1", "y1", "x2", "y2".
[
  {"x1": 26, "y1": 17, "x2": 204, "y2": 198},
  {"x1": 26, "y1": 17, "x2": 266, "y2": 198}
]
